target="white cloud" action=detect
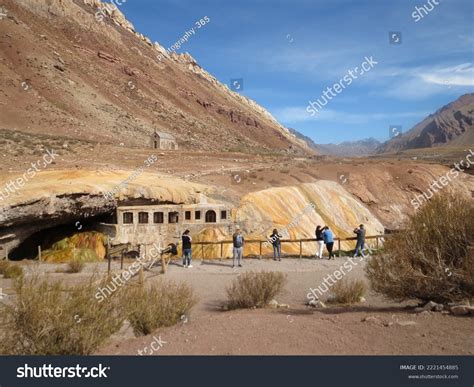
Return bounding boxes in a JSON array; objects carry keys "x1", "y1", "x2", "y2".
[
  {"x1": 273, "y1": 107, "x2": 429, "y2": 124},
  {"x1": 419, "y1": 63, "x2": 474, "y2": 86}
]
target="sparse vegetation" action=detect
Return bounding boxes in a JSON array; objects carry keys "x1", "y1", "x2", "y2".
[
  {"x1": 366, "y1": 193, "x2": 474, "y2": 303},
  {"x1": 328, "y1": 278, "x2": 366, "y2": 305},
  {"x1": 225, "y1": 271, "x2": 286, "y2": 309},
  {"x1": 0, "y1": 276, "x2": 125, "y2": 355},
  {"x1": 67, "y1": 257, "x2": 85, "y2": 273},
  {"x1": 0, "y1": 259, "x2": 10, "y2": 275},
  {"x1": 124, "y1": 278, "x2": 197, "y2": 336},
  {"x1": 2, "y1": 264, "x2": 24, "y2": 279}
]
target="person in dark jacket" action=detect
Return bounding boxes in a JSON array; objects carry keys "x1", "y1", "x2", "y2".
[
  {"x1": 181, "y1": 229, "x2": 193, "y2": 268},
  {"x1": 353, "y1": 224, "x2": 366, "y2": 258},
  {"x1": 315, "y1": 225, "x2": 324, "y2": 259},
  {"x1": 269, "y1": 228, "x2": 282, "y2": 261}
]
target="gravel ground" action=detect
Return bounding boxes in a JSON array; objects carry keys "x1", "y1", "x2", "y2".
[{"x1": 2, "y1": 257, "x2": 473, "y2": 355}]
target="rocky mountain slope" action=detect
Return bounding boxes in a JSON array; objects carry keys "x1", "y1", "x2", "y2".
[
  {"x1": 316, "y1": 138, "x2": 381, "y2": 157},
  {"x1": 0, "y1": 0, "x2": 309, "y2": 153},
  {"x1": 377, "y1": 94, "x2": 474, "y2": 153}
]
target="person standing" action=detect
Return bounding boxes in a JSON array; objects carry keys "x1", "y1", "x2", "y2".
[
  {"x1": 232, "y1": 226, "x2": 245, "y2": 268},
  {"x1": 269, "y1": 228, "x2": 282, "y2": 261},
  {"x1": 315, "y1": 225, "x2": 324, "y2": 259},
  {"x1": 181, "y1": 229, "x2": 193, "y2": 268},
  {"x1": 323, "y1": 226, "x2": 335, "y2": 260},
  {"x1": 353, "y1": 224, "x2": 366, "y2": 258}
]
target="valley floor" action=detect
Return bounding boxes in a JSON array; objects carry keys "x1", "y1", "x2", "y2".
[{"x1": 88, "y1": 258, "x2": 473, "y2": 356}]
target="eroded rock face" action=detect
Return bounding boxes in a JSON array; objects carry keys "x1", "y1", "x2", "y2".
[
  {"x1": 235, "y1": 181, "x2": 385, "y2": 255},
  {"x1": 0, "y1": 169, "x2": 211, "y2": 254}
]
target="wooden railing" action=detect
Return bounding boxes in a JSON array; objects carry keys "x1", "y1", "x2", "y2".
[{"x1": 191, "y1": 234, "x2": 387, "y2": 260}]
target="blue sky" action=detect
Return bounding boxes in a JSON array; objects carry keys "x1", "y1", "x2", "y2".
[{"x1": 113, "y1": 0, "x2": 473, "y2": 144}]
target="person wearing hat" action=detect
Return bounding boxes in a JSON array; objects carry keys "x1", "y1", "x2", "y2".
[
  {"x1": 232, "y1": 225, "x2": 245, "y2": 268},
  {"x1": 182, "y1": 229, "x2": 193, "y2": 268},
  {"x1": 353, "y1": 224, "x2": 366, "y2": 258}
]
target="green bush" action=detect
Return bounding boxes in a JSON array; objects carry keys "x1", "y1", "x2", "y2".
[
  {"x1": 226, "y1": 271, "x2": 287, "y2": 309},
  {"x1": 366, "y1": 193, "x2": 474, "y2": 303}
]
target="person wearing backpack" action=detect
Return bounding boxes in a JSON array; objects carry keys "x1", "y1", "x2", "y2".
[
  {"x1": 269, "y1": 228, "x2": 282, "y2": 261},
  {"x1": 315, "y1": 225, "x2": 324, "y2": 259},
  {"x1": 181, "y1": 229, "x2": 193, "y2": 268},
  {"x1": 322, "y1": 226, "x2": 335, "y2": 260},
  {"x1": 232, "y1": 226, "x2": 245, "y2": 268}
]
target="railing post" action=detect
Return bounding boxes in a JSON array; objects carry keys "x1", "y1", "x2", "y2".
[
  {"x1": 120, "y1": 250, "x2": 124, "y2": 270},
  {"x1": 107, "y1": 236, "x2": 111, "y2": 274},
  {"x1": 5, "y1": 247, "x2": 8, "y2": 261},
  {"x1": 161, "y1": 252, "x2": 167, "y2": 274},
  {"x1": 259, "y1": 241, "x2": 262, "y2": 260},
  {"x1": 299, "y1": 240, "x2": 302, "y2": 259},
  {"x1": 338, "y1": 238, "x2": 341, "y2": 257},
  {"x1": 201, "y1": 244, "x2": 204, "y2": 262},
  {"x1": 376, "y1": 235, "x2": 379, "y2": 250},
  {"x1": 38, "y1": 245, "x2": 42, "y2": 264},
  {"x1": 220, "y1": 242, "x2": 223, "y2": 261}
]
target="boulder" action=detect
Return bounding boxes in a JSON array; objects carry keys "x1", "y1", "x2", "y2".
[
  {"x1": 450, "y1": 305, "x2": 471, "y2": 316},
  {"x1": 268, "y1": 299, "x2": 278, "y2": 309}
]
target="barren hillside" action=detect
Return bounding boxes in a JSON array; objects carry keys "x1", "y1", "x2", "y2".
[{"x1": 0, "y1": 0, "x2": 309, "y2": 153}]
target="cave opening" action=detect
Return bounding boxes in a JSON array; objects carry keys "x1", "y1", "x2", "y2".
[{"x1": 9, "y1": 212, "x2": 115, "y2": 260}]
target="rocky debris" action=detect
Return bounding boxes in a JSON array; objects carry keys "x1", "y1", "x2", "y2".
[
  {"x1": 98, "y1": 50, "x2": 120, "y2": 63},
  {"x1": 395, "y1": 320, "x2": 417, "y2": 327},
  {"x1": 84, "y1": 0, "x2": 135, "y2": 32},
  {"x1": 361, "y1": 316, "x2": 383, "y2": 325},
  {"x1": 415, "y1": 300, "x2": 444, "y2": 313},
  {"x1": 268, "y1": 299, "x2": 289, "y2": 309},
  {"x1": 307, "y1": 299, "x2": 326, "y2": 309},
  {"x1": 268, "y1": 299, "x2": 279, "y2": 309},
  {"x1": 53, "y1": 64, "x2": 65, "y2": 72},
  {"x1": 122, "y1": 66, "x2": 136, "y2": 76},
  {"x1": 359, "y1": 296, "x2": 366, "y2": 303},
  {"x1": 450, "y1": 305, "x2": 473, "y2": 316}
]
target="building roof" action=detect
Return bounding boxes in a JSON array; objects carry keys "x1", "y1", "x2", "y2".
[{"x1": 153, "y1": 131, "x2": 175, "y2": 140}]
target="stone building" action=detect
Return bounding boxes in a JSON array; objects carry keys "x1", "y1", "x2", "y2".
[
  {"x1": 100, "y1": 202, "x2": 233, "y2": 249},
  {"x1": 151, "y1": 131, "x2": 178, "y2": 150}
]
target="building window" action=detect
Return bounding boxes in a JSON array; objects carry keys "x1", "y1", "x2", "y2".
[
  {"x1": 168, "y1": 211, "x2": 179, "y2": 224},
  {"x1": 195, "y1": 211, "x2": 201, "y2": 220},
  {"x1": 123, "y1": 212, "x2": 133, "y2": 224},
  {"x1": 185, "y1": 211, "x2": 191, "y2": 221},
  {"x1": 220, "y1": 210, "x2": 227, "y2": 220},
  {"x1": 153, "y1": 212, "x2": 164, "y2": 224},
  {"x1": 138, "y1": 212, "x2": 149, "y2": 224},
  {"x1": 205, "y1": 210, "x2": 217, "y2": 223}
]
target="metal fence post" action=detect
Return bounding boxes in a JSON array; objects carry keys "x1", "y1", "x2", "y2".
[
  {"x1": 38, "y1": 245, "x2": 42, "y2": 264},
  {"x1": 338, "y1": 239, "x2": 341, "y2": 257}
]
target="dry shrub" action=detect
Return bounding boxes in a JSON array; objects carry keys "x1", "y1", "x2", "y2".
[
  {"x1": 329, "y1": 278, "x2": 366, "y2": 305},
  {"x1": 3, "y1": 264, "x2": 23, "y2": 279},
  {"x1": 226, "y1": 271, "x2": 286, "y2": 309},
  {"x1": 0, "y1": 276, "x2": 124, "y2": 355},
  {"x1": 124, "y1": 279, "x2": 197, "y2": 336},
  {"x1": 0, "y1": 260, "x2": 10, "y2": 274},
  {"x1": 366, "y1": 192, "x2": 474, "y2": 303},
  {"x1": 67, "y1": 258, "x2": 85, "y2": 273}
]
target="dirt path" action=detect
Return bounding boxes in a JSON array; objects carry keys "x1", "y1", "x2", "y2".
[{"x1": 95, "y1": 258, "x2": 474, "y2": 355}]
